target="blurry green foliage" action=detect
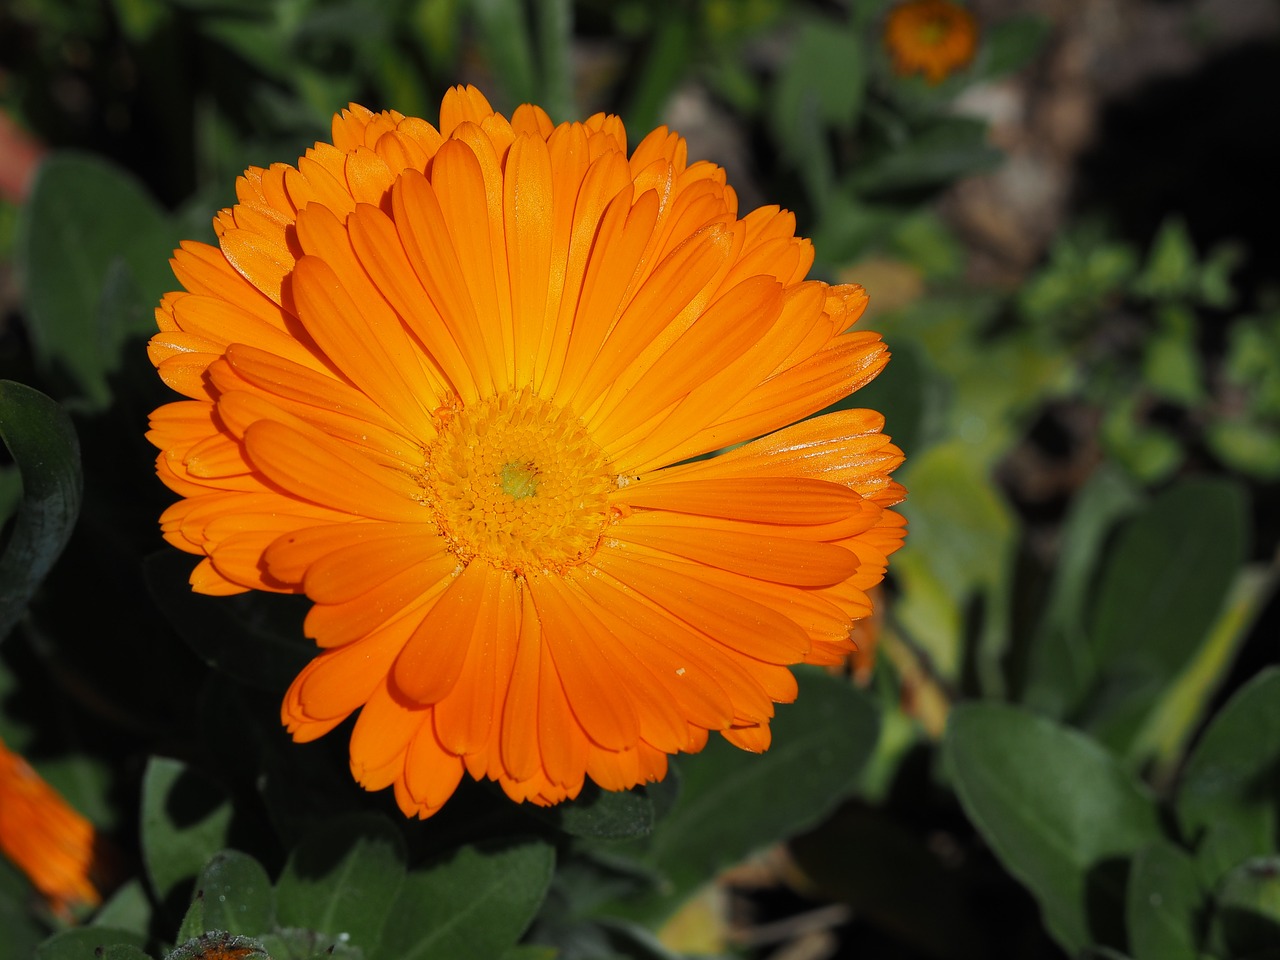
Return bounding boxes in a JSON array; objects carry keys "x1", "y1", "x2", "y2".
[{"x1": 1, "y1": 2, "x2": 1277, "y2": 960}]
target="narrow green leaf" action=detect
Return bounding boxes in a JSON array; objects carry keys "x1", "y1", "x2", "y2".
[
  {"x1": 623, "y1": 11, "x2": 694, "y2": 134},
  {"x1": 1127, "y1": 841, "x2": 1204, "y2": 960},
  {"x1": 771, "y1": 18, "x2": 866, "y2": 154},
  {"x1": 974, "y1": 15, "x2": 1051, "y2": 79},
  {"x1": 472, "y1": 0, "x2": 538, "y2": 106},
  {"x1": 33, "y1": 928, "x2": 148, "y2": 960},
  {"x1": 0, "y1": 858, "x2": 46, "y2": 960},
  {"x1": 534, "y1": 0, "x2": 574, "y2": 121},
  {"x1": 196, "y1": 851, "x2": 274, "y2": 937},
  {"x1": 0, "y1": 381, "x2": 82, "y2": 642},
  {"x1": 1022, "y1": 464, "x2": 1141, "y2": 717},
  {"x1": 175, "y1": 893, "x2": 206, "y2": 943},
  {"x1": 639, "y1": 670, "x2": 879, "y2": 914},
  {"x1": 140, "y1": 757, "x2": 234, "y2": 908},
  {"x1": 17, "y1": 153, "x2": 181, "y2": 405},
  {"x1": 374, "y1": 839, "x2": 554, "y2": 960},
  {"x1": 1176, "y1": 667, "x2": 1280, "y2": 841},
  {"x1": 275, "y1": 813, "x2": 406, "y2": 955},
  {"x1": 945, "y1": 703, "x2": 1163, "y2": 954},
  {"x1": 1085, "y1": 478, "x2": 1247, "y2": 754}
]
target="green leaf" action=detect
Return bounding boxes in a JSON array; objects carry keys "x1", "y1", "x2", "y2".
[
  {"x1": 636, "y1": 669, "x2": 879, "y2": 916},
  {"x1": 1085, "y1": 478, "x2": 1247, "y2": 755},
  {"x1": 0, "y1": 858, "x2": 46, "y2": 960},
  {"x1": 1127, "y1": 841, "x2": 1204, "y2": 960},
  {"x1": 975, "y1": 15, "x2": 1052, "y2": 79},
  {"x1": 17, "y1": 153, "x2": 182, "y2": 406},
  {"x1": 374, "y1": 839, "x2": 555, "y2": 960},
  {"x1": 849, "y1": 119, "x2": 1001, "y2": 196},
  {"x1": 1022, "y1": 464, "x2": 1142, "y2": 717},
  {"x1": 1133, "y1": 217, "x2": 1197, "y2": 302},
  {"x1": 140, "y1": 757, "x2": 234, "y2": 909},
  {"x1": 34, "y1": 928, "x2": 148, "y2": 960},
  {"x1": 196, "y1": 851, "x2": 275, "y2": 937},
  {"x1": 143, "y1": 550, "x2": 313, "y2": 692},
  {"x1": 175, "y1": 894, "x2": 205, "y2": 943},
  {"x1": 1209, "y1": 856, "x2": 1280, "y2": 958},
  {"x1": 1176, "y1": 667, "x2": 1280, "y2": 842},
  {"x1": 472, "y1": 0, "x2": 538, "y2": 107},
  {"x1": 534, "y1": 782, "x2": 656, "y2": 840},
  {"x1": 0, "y1": 381, "x2": 83, "y2": 643},
  {"x1": 945, "y1": 703, "x2": 1163, "y2": 954},
  {"x1": 275, "y1": 813, "x2": 406, "y2": 955},
  {"x1": 771, "y1": 17, "x2": 866, "y2": 153},
  {"x1": 92, "y1": 879, "x2": 153, "y2": 936}
]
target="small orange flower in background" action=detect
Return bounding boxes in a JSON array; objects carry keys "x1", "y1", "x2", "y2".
[
  {"x1": 0, "y1": 737, "x2": 101, "y2": 917},
  {"x1": 885, "y1": 0, "x2": 979, "y2": 84},
  {"x1": 147, "y1": 86, "x2": 906, "y2": 819}
]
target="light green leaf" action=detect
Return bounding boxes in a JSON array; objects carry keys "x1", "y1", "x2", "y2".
[
  {"x1": 140, "y1": 757, "x2": 233, "y2": 909},
  {"x1": 92, "y1": 879, "x2": 153, "y2": 936},
  {"x1": 275, "y1": 813, "x2": 406, "y2": 955},
  {"x1": 1127, "y1": 841, "x2": 1204, "y2": 960},
  {"x1": 945, "y1": 703, "x2": 1163, "y2": 954},
  {"x1": 472, "y1": 0, "x2": 538, "y2": 107},
  {"x1": 196, "y1": 851, "x2": 275, "y2": 937},
  {"x1": 0, "y1": 381, "x2": 82, "y2": 643},
  {"x1": 374, "y1": 840, "x2": 554, "y2": 960}
]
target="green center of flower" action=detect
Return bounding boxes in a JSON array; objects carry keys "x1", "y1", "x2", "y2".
[{"x1": 425, "y1": 388, "x2": 613, "y2": 573}]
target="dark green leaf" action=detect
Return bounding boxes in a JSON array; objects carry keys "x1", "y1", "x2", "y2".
[
  {"x1": 1085, "y1": 478, "x2": 1247, "y2": 754},
  {"x1": 1209, "y1": 856, "x2": 1280, "y2": 958},
  {"x1": 849, "y1": 119, "x2": 1001, "y2": 196},
  {"x1": 1022, "y1": 465, "x2": 1142, "y2": 717},
  {"x1": 945, "y1": 703, "x2": 1163, "y2": 954},
  {"x1": 140, "y1": 757, "x2": 234, "y2": 908},
  {"x1": 0, "y1": 380, "x2": 82, "y2": 643},
  {"x1": 1177, "y1": 667, "x2": 1280, "y2": 841},
  {"x1": 0, "y1": 858, "x2": 46, "y2": 960},
  {"x1": 17, "y1": 153, "x2": 182, "y2": 406},
  {"x1": 638, "y1": 669, "x2": 879, "y2": 916},
  {"x1": 197, "y1": 851, "x2": 274, "y2": 937},
  {"x1": 33, "y1": 928, "x2": 148, "y2": 960},
  {"x1": 275, "y1": 813, "x2": 406, "y2": 955},
  {"x1": 1127, "y1": 841, "x2": 1204, "y2": 960},
  {"x1": 374, "y1": 839, "x2": 554, "y2": 960},
  {"x1": 143, "y1": 550, "x2": 312, "y2": 692},
  {"x1": 771, "y1": 18, "x2": 866, "y2": 159},
  {"x1": 533, "y1": 782, "x2": 656, "y2": 840},
  {"x1": 975, "y1": 15, "x2": 1051, "y2": 79}
]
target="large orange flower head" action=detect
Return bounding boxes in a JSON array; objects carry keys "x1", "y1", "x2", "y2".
[
  {"x1": 147, "y1": 86, "x2": 906, "y2": 818},
  {"x1": 884, "y1": 0, "x2": 979, "y2": 84}
]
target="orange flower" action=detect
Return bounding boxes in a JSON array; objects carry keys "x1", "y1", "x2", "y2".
[
  {"x1": 884, "y1": 0, "x2": 978, "y2": 84},
  {"x1": 147, "y1": 86, "x2": 906, "y2": 818},
  {"x1": 0, "y1": 737, "x2": 101, "y2": 916}
]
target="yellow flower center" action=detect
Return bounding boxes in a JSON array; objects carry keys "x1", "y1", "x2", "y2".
[{"x1": 425, "y1": 388, "x2": 613, "y2": 573}]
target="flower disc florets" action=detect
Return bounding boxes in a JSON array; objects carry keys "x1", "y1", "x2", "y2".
[{"x1": 426, "y1": 388, "x2": 613, "y2": 572}]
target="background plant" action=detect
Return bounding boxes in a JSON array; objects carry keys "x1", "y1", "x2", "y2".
[{"x1": 1, "y1": 1, "x2": 1276, "y2": 958}]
